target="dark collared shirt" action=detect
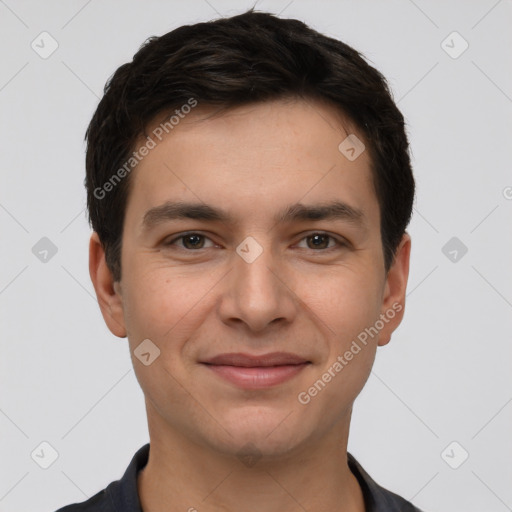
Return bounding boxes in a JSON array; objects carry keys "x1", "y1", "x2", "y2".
[{"x1": 54, "y1": 443, "x2": 423, "y2": 512}]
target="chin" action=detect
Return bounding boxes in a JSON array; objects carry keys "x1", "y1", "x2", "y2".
[{"x1": 209, "y1": 406, "x2": 311, "y2": 458}]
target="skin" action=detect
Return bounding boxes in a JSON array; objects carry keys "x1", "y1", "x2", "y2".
[{"x1": 89, "y1": 97, "x2": 411, "y2": 512}]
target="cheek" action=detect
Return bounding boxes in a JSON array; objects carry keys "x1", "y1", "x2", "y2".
[
  {"x1": 295, "y1": 271, "x2": 381, "y2": 417},
  {"x1": 122, "y1": 269, "x2": 210, "y2": 395},
  {"x1": 297, "y1": 265, "x2": 383, "y2": 337},
  {"x1": 295, "y1": 265, "x2": 382, "y2": 393},
  {"x1": 121, "y1": 263, "x2": 222, "y2": 347}
]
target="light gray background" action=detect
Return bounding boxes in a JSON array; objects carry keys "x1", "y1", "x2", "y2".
[{"x1": 1, "y1": 1, "x2": 511, "y2": 511}]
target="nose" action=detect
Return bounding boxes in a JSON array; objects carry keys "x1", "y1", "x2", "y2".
[{"x1": 217, "y1": 240, "x2": 297, "y2": 333}]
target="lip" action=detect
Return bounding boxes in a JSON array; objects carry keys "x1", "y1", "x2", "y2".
[
  {"x1": 203, "y1": 352, "x2": 309, "y2": 367},
  {"x1": 201, "y1": 352, "x2": 311, "y2": 389}
]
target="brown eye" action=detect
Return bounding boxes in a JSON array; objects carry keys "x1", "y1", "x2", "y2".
[
  {"x1": 296, "y1": 232, "x2": 343, "y2": 250},
  {"x1": 306, "y1": 233, "x2": 331, "y2": 249},
  {"x1": 181, "y1": 234, "x2": 205, "y2": 249},
  {"x1": 165, "y1": 233, "x2": 215, "y2": 250}
]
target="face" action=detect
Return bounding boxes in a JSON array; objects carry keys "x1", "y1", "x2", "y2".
[{"x1": 90, "y1": 98, "x2": 410, "y2": 458}]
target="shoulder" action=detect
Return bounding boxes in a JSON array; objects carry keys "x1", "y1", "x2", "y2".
[
  {"x1": 347, "y1": 452, "x2": 424, "y2": 512},
  {"x1": 52, "y1": 443, "x2": 149, "y2": 512},
  {"x1": 53, "y1": 486, "x2": 113, "y2": 512}
]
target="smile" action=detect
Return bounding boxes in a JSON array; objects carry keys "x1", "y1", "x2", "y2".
[{"x1": 201, "y1": 352, "x2": 311, "y2": 389}]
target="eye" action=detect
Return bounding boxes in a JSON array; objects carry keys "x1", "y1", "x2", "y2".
[
  {"x1": 163, "y1": 231, "x2": 347, "y2": 252},
  {"x1": 164, "y1": 232, "x2": 216, "y2": 250},
  {"x1": 296, "y1": 232, "x2": 346, "y2": 250}
]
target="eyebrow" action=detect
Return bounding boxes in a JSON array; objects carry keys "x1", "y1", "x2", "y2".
[{"x1": 141, "y1": 200, "x2": 366, "y2": 231}]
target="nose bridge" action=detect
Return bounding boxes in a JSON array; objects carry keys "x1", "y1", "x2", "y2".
[
  {"x1": 219, "y1": 235, "x2": 296, "y2": 331},
  {"x1": 236, "y1": 246, "x2": 279, "y2": 302}
]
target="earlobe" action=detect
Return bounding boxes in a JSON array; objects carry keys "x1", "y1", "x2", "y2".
[
  {"x1": 89, "y1": 232, "x2": 127, "y2": 338},
  {"x1": 377, "y1": 233, "x2": 411, "y2": 347}
]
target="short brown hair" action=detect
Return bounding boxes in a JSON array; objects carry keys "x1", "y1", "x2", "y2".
[{"x1": 85, "y1": 8, "x2": 415, "y2": 281}]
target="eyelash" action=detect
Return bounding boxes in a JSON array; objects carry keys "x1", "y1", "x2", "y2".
[{"x1": 164, "y1": 232, "x2": 348, "y2": 251}]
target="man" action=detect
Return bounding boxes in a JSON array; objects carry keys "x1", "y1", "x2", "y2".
[{"x1": 56, "y1": 8, "x2": 420, "y2": 512}]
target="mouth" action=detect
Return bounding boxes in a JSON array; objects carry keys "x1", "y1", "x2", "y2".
[{"x1": 201, "y1": 352, "x2": 311, "y2": 389}]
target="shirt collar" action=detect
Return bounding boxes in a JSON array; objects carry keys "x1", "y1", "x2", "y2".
[{"x1": 106, "y1": 443, "x2": 421, "y2": 512}]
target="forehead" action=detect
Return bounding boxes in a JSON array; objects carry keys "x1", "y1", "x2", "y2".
[{"x1": 125, "y1": 98, "x2": 378, "y2": 230}]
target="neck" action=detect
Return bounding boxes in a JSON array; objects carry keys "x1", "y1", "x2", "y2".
[{"x1": 137, "y1": 403, "x2": 365, "y2": 512}]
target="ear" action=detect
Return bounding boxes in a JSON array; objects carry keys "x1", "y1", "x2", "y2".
[
  {"x1": 89, "y1": 232, "x2": 127, "y2": 338},
  {"x1": 377, "y1": 233, "x2": 411, "y2": 347}
]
